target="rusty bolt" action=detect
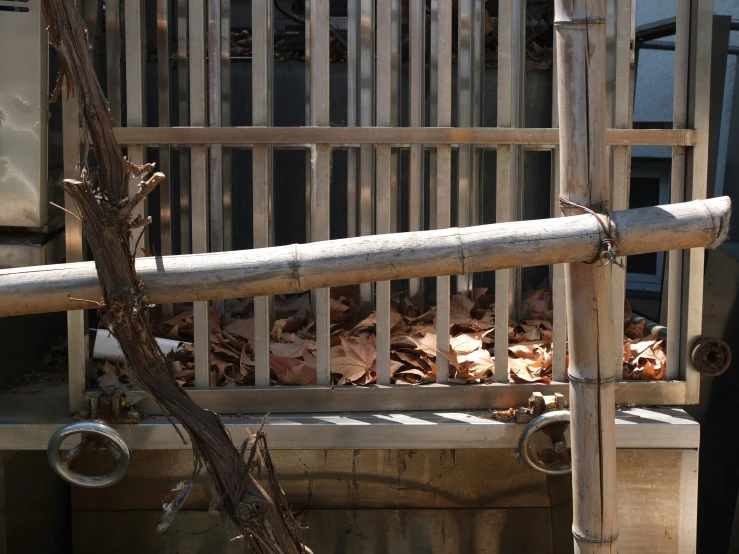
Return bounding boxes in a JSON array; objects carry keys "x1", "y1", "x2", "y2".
[{"x1": 691, "y1": 337, "x2": 732, "y2": 377}]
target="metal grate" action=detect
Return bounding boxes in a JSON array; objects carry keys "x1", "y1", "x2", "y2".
[{"x1": 61, "y1": 0, "x2": 713, "y2": 415}]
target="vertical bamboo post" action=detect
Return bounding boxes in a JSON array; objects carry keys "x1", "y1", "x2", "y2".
[{"x1": 554, "y1": 1, "x2": 619, "y2": 552}]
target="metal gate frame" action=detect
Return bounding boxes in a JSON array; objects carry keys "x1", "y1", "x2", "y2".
[{"x1": 61, "y1": 0, "x2": 713, "y2": 416}]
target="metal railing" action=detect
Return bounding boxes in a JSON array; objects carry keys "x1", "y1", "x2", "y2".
[{"x1": 62, "y1": 0, "x2": 713, "y2": 415}]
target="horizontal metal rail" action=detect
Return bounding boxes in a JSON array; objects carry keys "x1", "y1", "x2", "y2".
[{"x1": 107, "y1": 127, "x2": 696, "y2": 147}]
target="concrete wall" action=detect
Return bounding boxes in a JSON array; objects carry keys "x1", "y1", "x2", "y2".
[{"x1": 61, "y1": 448, "x2": 693, "y2": 554}]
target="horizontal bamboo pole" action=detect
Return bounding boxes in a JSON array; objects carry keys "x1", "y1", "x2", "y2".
[
  {"x1": 107, "y1": 126, "x2": 696, "y2": 147},
  {"x1": 0, "y1": 197, "x2": 729, "y2": 318}
]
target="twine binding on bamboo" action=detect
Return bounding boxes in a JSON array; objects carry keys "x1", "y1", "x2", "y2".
[
  {"x1": 572, "y1": 528, "x2": 620, "y2": 544},
  {"x1": 558, "y1": 196, "x2": 625, "y2": 269},
  {"x1": 567, "y1": 374, "x2": 617, "y2": 385}
]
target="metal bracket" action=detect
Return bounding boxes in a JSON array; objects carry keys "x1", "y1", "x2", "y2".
[
  {"x1": 47, "y1": 421, "x2": 132, "y2": 488},
  {"x1": 517, "y1": 410, "x2": 571, "y2": 475}
]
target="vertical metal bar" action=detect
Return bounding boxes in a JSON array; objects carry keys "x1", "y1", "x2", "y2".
[
  {"x1": 347, "y1": 0, "x2": 358, "y2": 238},
  {"x1": 376, "y1": 0, "x2": 392, "y2": 386},
  {"x1": 157, "y1": 0, "x2": 172, "y2": 256},
  {"x1": 551, "y1": 41, "x2": 567, "y2": 383},
  {"x1": 408, "y1": 0, "x2": 425, "y2": 297},
  {"x1": 208, "y1": 0, "x2": 224, "y2": 317},
  {"x1": 178, "y1": 0, "x2": 191, "y2": 255},
  {"x1": 106, "y1": 0, "x2": 121, "y2": 124},
  {"x1": 156, "y1": 0, "x2": 173, "y2": 320},
  {"x1": 221, "y1": 0, "x2": 232, "y2": 252},
  {"x1": 667, "y1": 0, "x2": 690, "y2": 381},
  {"x1": 682, "y1": 0, "x2": 712, "y2": 402},
  {"x1": 494, "y1": 0, "x2": 525, "y2": 383},
  {"x1": 358, "y1": 0, "x2": 375, "y2": 314},
  {"x1": 471, "y1": 0, "x2": 484, "y2": 232},
  {"x1": 456, "y1": 0, "x2": 473, "y2": 296},
  {"x1": 63, "y1": 71, "x2": 87, "y2": 414},
  {"x1": 304, "y1": 0, "x2": 312, "y2": 243},
  {"x1": 429, "y1": 0, "x2": 438, "y2": 230},
  {"x1": 309, "y1": 0, "x2": 331, "y2": 387},
  {"x1": 189, "y1": 0, "x2": 210, "y2": 388},
  {"x1": 208, "y1": 0, "x2": 222, "y2": 254},
  {"x1": 125, "y1": 0, "x2": 146, "y2": 255},
  {"x1": 435, "y1": 0, "x2": 452, "y2": 384},
  {"x1": 389, "y1": 0, "x2": 401, "y2": 234},
  {"x1": 252, "y1": 0, "x2": 274, "y2": 388},
  {"x1": 612, "y1": 0, "x2": 632, "y2": 380}
]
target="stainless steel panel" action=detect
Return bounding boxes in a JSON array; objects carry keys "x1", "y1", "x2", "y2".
[
  {"x1": 156, "y1": 0, "x2": 173, "y2": 320},
  {"x1": 612, "y1": 0, "x2": 633, "y2": 380},
  {"x1": 252, "y1": 0, "x2": 274, "y2": 388},
  {"x1": 376, "y1": 0, "x2": 392, "y2": 386},
  {"x1": 667, "y1": 0, "x2": 690, "y2": 381},
  {"x1": 551, "y1": 46, "x2": 567, "y2": 383},
  {"x1": 177, "y1": 0, "x2": 191, "y2": 255},
  {"x1": 456, "y1": 0, "x2": 473, "y2": 296},
  {"x1": 390, "y1": 0, "x2": 401, "y2": 234},
  {"x1": 347, "y1": 0, "x2": 358, "y2": 238},
  {"x1": 62, "y1": 21, "x2": 87, "y2": 414},
  {"x1": 221, "y1": 0, "x2": 232, "y2": 252},
  {"x1": 189, "y1": 0, "x2": 210, "y2": 388},
  {"x1": 157, "y1": 0, "x2": 172, "y2": 261},
  {"x1": 408, "y1": 0, "x2": 425, "y2": 298},
  {"x1": 0, "y1": 232, "x2": 63, "y2": 269},
  {"x1": 0, "y1": 2, "x2": 48, "y2": 228},
  {"x1": 435, "y1": 0, "x2": 452, "y2": 384},
  {"x1": 0, "y1": 383, "x2": 699, "y2": 449},
  {"x1": 358, "y1": 0, "x2": 375, "y2": 313},
  {"x1": 208, "y1": 0, "x2": 223, "y2": 259},
  {"x1": 309, "y1": 0, "x2": 331, "y2": 386},
  {"x1": 124, "y1": 0, "x2": 146, "y2": 254},
  {"x1": 682, "y1": 0, "x2": 713, "y2": 402},
  {"x1": 106, "y1": 0, "x2": 122, "y2": 124}
]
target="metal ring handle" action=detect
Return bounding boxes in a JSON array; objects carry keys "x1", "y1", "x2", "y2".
[
  {"x1": 47, "y1": 421, "x2": 132, "y2": 488},
  {"x1": 518, "y1": 410, "x2": 571, "y2": 475}
]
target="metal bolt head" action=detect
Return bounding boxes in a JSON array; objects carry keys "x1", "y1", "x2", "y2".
[{"x1": 554, "y1": 441, "x2": 567, "y2": 454}]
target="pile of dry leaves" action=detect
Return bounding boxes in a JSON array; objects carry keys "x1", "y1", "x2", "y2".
[
  {"x1": 622, "y1": 318, "x2": 667, "y2": 380},
  {"x1": 102, "y1": 283, "x2": 667, "y2": 390}
]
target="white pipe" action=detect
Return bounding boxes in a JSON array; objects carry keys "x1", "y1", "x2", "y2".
[{"x1": 92, "y1": 329, "x2": 190, "y2": 363}]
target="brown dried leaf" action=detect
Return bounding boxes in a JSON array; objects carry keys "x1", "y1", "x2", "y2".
[
  {"x1": 411, "y1": 332, "x2": 439, "y2": 357},
  {"x1": 331, "y1": 336, "x2": 377, "y2": 385},
  {"x1": 224, "y1": 317, "x2": 255, "y2": 345},
  {"x1": 394, "y1": 350, "x2": 422, "y2": 367},
  {"x1": 458, "y1": 349, "x2": 495, "y2": 379},
  {"x1": 436, "y1": 349, "x2": 460, "y2": 371},
  {"x1": 509, "y1": 356, "x2": 551, "y2": 384},
  {"x1": 407, "y1": 307, "x2": 435, "y2": 324},
  {"x1": 274, "y1": 294, "x2": 311, "y2": 319},
  {"x1": 269, "y1": 354, "x2": 317, "y2": 385},
  {"x1": 270, "y1": 338, "x2": 305, "y2": 358},
  {"x1": 508, "y1": 342, "x2": 541, "y2": 360},
  {"x1": 164, "y1": 311, "x2": 193, "y2": 327},
  {"x1": 450, "y1": 330, "x2": 492, "y2": 355},
  {"x1": 350, "y1": 309, "x2": 403, "y2": 334},
  {"x1": 329, "y1": 298, "x2": 352, "y2": 322}
]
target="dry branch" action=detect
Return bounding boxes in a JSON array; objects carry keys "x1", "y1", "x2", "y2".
[
  {"x1": 0, "y1": 197, "x2": 729, "y2": 318},
  {"x1": 40, "y1": 1, "x2": 306, "y2": 552}
]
